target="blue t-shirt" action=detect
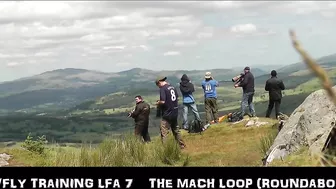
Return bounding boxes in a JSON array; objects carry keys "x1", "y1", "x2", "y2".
[
  {"x1": 201, "y1": 79, "x2": 218, "y2": 98},
  {"x1": 160, "y1": 84, "x2": 179, "y2": 118}
]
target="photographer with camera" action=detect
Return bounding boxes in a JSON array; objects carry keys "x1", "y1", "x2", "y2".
[
  {"x1": 202, "y1": 72, "x2": 219, "y2": 128},
  {"x1": 234, "y1": 66, "x2": 256, "y2": 117},
  {"x1": 232, "y1": 72, "x2": 245, "y2": 85},
  {"x1": 179, "y1": 74, "x2": 202, "y2": 131},
  {"x1": 128, "y1": 95, "x2": 151, "y2": 143}
]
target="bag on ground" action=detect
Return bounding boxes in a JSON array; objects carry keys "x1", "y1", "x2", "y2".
[
  {"x1": 188, "y1": 119, "x2": 203, "y2": 133},
  {"x1": 228, "y1": 111, "x2": 244, "y2": 122}
]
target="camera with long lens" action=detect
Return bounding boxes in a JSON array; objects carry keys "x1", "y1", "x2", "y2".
[
  {"x1": 127, "y1": 109, "x2": 134, "y2": 118},
  {"x1": 232, "y1": 73, "x2": 245, "y2": 86},
  {"x1": 156, "y1": 103, "x2": 163, "y2": 118}
]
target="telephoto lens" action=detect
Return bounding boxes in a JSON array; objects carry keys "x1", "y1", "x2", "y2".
[{"x1": 156, "y1": 104, "x2": 162, "y2": 118}]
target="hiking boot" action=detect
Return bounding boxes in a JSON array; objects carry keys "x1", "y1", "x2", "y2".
[{"x1": 247, "y1": 113, "x2": 255, "y2": 117}]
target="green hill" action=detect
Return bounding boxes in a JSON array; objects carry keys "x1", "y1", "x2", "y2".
[
  {"x1": 0, "y1": 68, "x2": 267, "y2": 113},
  {"x1": 0, "y1": 52, "x2": 335, "y2": 114},
  {"x1": 0, "y1": 53, "x2": 335, "y2": 144}
]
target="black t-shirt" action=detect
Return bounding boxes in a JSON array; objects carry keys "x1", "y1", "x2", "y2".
[{"x1": 160, "y1": 84, "x2": 179, "y2": 118}]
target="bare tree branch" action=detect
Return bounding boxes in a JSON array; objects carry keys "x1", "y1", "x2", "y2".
[{"x1": 289, "y1": 30, "x2": 336, "y2": 105}]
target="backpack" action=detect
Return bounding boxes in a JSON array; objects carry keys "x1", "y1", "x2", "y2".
[
  {"x1": 188, "y1": 119, "x2": 203, "y2": 134},
  {"x1": 228, "y1": 111, "x2": 244, "y2": 122}
]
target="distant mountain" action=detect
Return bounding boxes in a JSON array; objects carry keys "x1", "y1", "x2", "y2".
[
  {"x1": 0, "y1": 67, "x2": 267, "y2": 112},
  {"x1": 277, "y1": 53, "x2": 336, "y2": 74},
  {"x1": 0, "y1": 68, "x2": 119, "y2": 95},
  {"x1": 0, "y1": 52, "x2": 335, "y2": 112},
  {"x1": 231, "y1": 65, "x2": 283, "y2": 73}
]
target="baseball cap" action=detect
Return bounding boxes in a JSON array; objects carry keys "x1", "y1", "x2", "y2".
[{"x1": 155, "y1": 76, "x2": 167, "y2": 84}]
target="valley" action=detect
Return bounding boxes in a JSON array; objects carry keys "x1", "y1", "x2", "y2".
[{"x1": 0, "y1": 53, "x2": 335, "y2": 143}]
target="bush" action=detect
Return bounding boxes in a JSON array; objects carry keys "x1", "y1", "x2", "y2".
[{"x1": 21, "y1": 133, "x2": 48, "y2": 155}]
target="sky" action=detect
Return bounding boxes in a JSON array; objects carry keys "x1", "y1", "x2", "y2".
[{"x1": 1, "y1": 1, "x2": 336, "y2": 81}]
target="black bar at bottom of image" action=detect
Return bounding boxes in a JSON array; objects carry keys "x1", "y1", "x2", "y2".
[{"x1": 0, "y1": 167, "x2": 335, "y2": 189}]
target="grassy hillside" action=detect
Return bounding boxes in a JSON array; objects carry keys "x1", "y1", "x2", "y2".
[
  {"x1": 72, "y1": 66, "x2": 336, "y2": 115},
  {"x1": 0, "y1": 52, "x2": 334, "y2": 113},
  {"x1": 0, "y1": 117, "x2": 321, "y2": 167},
  {"x1": 0, "y1": 68, "x2": 267, "y2": 112},
  {"x1": 0, "y1": 53, "x2": 334, "y2": 144},
  {"x1": 277, "y1": 53, "x2": 336, "y2": 73},
  {"x1": 0, "y1": 66, "x2": 334, "y2": 144}
]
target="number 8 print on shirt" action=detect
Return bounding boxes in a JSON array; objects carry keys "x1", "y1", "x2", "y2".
[{"x1": 170, "y1": 89, "x2": 176, "y2": 101}]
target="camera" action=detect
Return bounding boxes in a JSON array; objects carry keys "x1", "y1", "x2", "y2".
[
  {"x1": 232, "y1": 73, "x2": 245, "y2": 85},
  {"x1": 156, "y1": 104, "x2": 163, "y2": 118},
  {"x1": 127, "y1": 109, "x2": 134, "y2": 118}
]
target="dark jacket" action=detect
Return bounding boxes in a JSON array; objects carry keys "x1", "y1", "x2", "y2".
[
  {"x1": 239, "y1": 71, "x2": 255, "y2": 93},
  {"x1": 179, "y1": 74, "x2": 195, "y2": 104},
  {"x1": 131, "y1": 101, "x2": 150, "y2": 126},
  {"x1": 265, "y1": 76, "x2": 285, "y2": 101}
]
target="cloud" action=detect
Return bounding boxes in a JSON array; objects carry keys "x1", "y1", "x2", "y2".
[
  {"x1": 102, "y1": 46, "x2": 126, "y2": 50},
  {"x1": 230, "y1": 24, "x2": 257, "y2": 33},
  {"x1": 163, "y1": 51, "x2": 180, "y2": 56},
  {"x1": 34, "y1": 52, "x2": 57, "y2": 57},
  {"x1": 173, "y1": 41, "x2": 198, "y2": 47},
  {"x1": 0, "y1": 1, "x2": 111, "y2": 25},
  {"x1": 0, "y1": 1, "x2": 336, "y2": 81},
  {"x1": 0, "y1": 53, "x2": 26, "y2": 59},
  {"x1": 116, "y1": 62, "x2": 130, "y2": 67},
  {"x1": 7, "y1": 62, "x2": 21, "y2": 67}
]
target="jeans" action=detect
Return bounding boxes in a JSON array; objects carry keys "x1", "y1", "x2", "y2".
[
  {"x1": 241, "y1": 92, "x2": 256, "y2": 116},
  {"x1": 182, "y1": 103, "x2": 201, "y2": 129}
]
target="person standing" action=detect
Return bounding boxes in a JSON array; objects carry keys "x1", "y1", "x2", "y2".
[
  {"x1": 265, "y1": 70, "x2": 285, "y2": 118},
  {"x1": 128, "y1": 95, "x2": 151, "y2": 143},
  {"x1": 201, "y1": 72, "x2": 219, "y2": 128},
  {"x1": 234, "y1": 66, "x2": 256, "y2": 117},
  {"x1": 179, "y1": 74, "x2": 202, "y2": 130},
  {"x1": 155, "y1": 76, "x2": 186, "y2": 149}
]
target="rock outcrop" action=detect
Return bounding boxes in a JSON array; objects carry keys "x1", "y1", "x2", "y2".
[
  {"x1": 263, "y1": 87, "x2": 336, "y2": 165},
  {"x1": 0, "y1": 153, "x2": 11, "y2": 167},
  {"x1": 245, "y1": 117, "x2": 269, "y2": 127}
]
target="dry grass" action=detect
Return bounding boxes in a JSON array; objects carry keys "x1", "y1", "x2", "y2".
[
  {"x1": 270, "y1": 147, "x2": 322, "y2": 166},
  {"x1": 0, "y1": 117, "x2": 324, "y2": 167},
  {"x1": 179, "y1": 117, "x2": 280, "y2": 166}
]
